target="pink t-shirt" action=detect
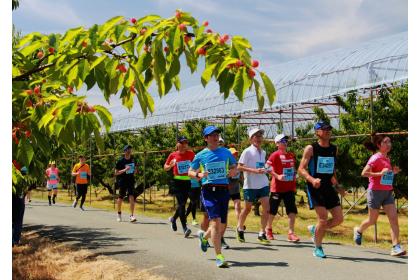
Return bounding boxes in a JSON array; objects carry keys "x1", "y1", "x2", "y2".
[
  {"x1": 366, "y1": 153, "x2": 393, "y2": 191},
  {"x1": 46, "y1": 167, "x2": 59, "y2": 185}
]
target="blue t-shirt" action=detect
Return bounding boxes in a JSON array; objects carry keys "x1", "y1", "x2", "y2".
[{"x1": 191, "y1": 147, "x2": 237, "y2": 185}]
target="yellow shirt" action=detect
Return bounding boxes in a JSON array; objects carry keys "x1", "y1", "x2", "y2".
[{"x1": 72, "y1": 163, "x2": 91, "y2": 184}]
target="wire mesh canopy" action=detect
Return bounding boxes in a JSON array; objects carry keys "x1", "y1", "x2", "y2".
[{"x1": 109, "y1": 32, "x2": 407, "y2": 137}]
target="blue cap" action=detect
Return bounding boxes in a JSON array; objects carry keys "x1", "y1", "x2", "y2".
[
  {"x1": 123, "y1": 144, "x2": 132, "y2": 151},
  {"x1": 202, "y1": 125, "x2": 221, "y2": 137},
  {"x1": 177, "y1": 136, "x2": 188, "y2": 143},
  {"x1": 21, "y1": 166, "x2": 28, "y2": 175},
  {"x1": 314, "y1": 121, "x2": 332, "y2": 131}
]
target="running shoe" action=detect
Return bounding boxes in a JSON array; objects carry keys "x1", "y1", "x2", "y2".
[
  {"x1": 287, "y1": 232, "x2": 300, "y2": 242},
  {"x1": 221, "y1": 237, "x2": 230, "y2": 249},
  {"x1": 49, "y1": 202, "x2": 52, "y2": 206},
  {"x1": 307, "y1": 225, "x2": 316, "y2": 244},
  {"x1": 266, "y1": 228, "x2": 274, "y2": 240},
  {"x1": 216, "y1": 254, "x2": 229, "y2": 268},
  {"x1": 130, "y1": 215, "x2": 137, "y2": 223},
  {"x1": 390, "y1": 244, "x2": 406, "y2": 256},
  {"x1": 198, "y1": 230, "x2": 208, "y2": 252},
  {"x1": 353, "y1": 227, "x2": 362, "y2": 245},
  {"x1": 184, "y1": 227, "x2": 192, "y2": 238},
  {"x1": 80, "y1": 206, "x2": 85, "y2": 211},
  {"x1": 169, "y1": 217, "x2": 177, "y2": 231},
  {"x1": 191, "y1": 219, "x2": 199, "y2": 226},
  {"x1": 258, "y1": 233, "x2": 270, "y2": 245},
  {"x1": 117, "y1": 214, "x2": 122, "y2": 222},
  {"x1": 72, "y1": 200, "x2": 77, "y2": 208},
  {"x1": 52, "y1": 197, "x2": 56, "y2": 204},
  {"x1": 313, "y1": 246, "x2": 326, "y2": 258},
  {"x1": 236, "y1": 228, "x2": 245, "y2": 243}
]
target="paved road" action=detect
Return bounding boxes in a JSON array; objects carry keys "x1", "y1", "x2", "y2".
[{"x1": 23, "y1": 200, "x2": 408, "y2": 280}]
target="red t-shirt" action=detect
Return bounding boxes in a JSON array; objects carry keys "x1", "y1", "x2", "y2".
[
  {"x1": 266, "y1": 150, "x2": 296, "y2": 193},
  {"x1": 367, "y1": 153, "x2": 394, "y2": 191},
  {"x1": 165, "y1": 151, "x2": 195, "y2": 177}
]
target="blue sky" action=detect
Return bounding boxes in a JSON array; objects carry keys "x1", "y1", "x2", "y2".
[{"x1": 12, "y1": 0, "x2": 408, "y2": 109}]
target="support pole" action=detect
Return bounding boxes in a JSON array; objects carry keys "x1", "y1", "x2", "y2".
[
  {"x1": 89, "y1": 135, "x2": 92, "y2": 205},
  {"x1": 370, "y1": 88, "x2": 377, "y2": 243},
  {"x1": 291, "y1": 105, "x2": 295, "y2": 139},
  {"x1": 143, "y1": 151, "x2": 146, "y2": 212}
]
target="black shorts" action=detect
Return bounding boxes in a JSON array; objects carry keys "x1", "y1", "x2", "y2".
[
  {"x1": 76, "y1": 184, "x2": 88, "y2": 196},
  {"x1": 306, "y1": 185, "x2": 340, "y2": 210},
  {"x1": 118, "y1": 181, "x2": 135, "y2": 199},
  {"x1": 269, "y1": 191, "x2": 297, "y2": 215},
  {"x1": 230, "y1": 192, "x2": 241, "y2": 201}
]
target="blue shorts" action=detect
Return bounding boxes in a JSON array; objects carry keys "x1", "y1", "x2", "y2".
[
  {"x1": 243, "y1": 186, "x2": 269, "y2": 203},
  {"x1": 47, "y1": 183, "x2": 58, "y2": 190},
  {"x1": 201, "y1": 186, "x2": 230, "y2": 224}
]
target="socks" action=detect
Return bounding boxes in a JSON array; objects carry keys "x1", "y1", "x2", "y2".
[{"x1": 48, "y1": 196, "x2": 51, "y2": 204}]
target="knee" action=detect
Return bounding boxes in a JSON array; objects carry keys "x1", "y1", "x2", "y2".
[
  {"x1": 318, "y1": 218, "x2": 328, "y2": 227},
  {"x1": 334, "y1": 215, "x2": 344, "y2": 225}
]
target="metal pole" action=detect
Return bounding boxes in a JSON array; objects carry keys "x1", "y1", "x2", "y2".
[
  {"x1": 89, "y1": 136, "x2": 92, "y2": 205},
  {"x1": 113, "y1": 138, "x2": 116, "y2": 210},
  {"x1": 370, "y1": 88, "x2": 378, "y2": 243},
  {"x1": 70, "y1": 150, "x2": 74, "y2": 201},
  {"x1": 291, "y1": 105, "x2": 295, "y2": 139},
  {"x1": 143, "y1": 151, "x2": 146, "y2": 212}
]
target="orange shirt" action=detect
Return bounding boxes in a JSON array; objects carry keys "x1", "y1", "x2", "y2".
[{"x1": 72, "y1": 163, "x2": 91, "y2": 184}]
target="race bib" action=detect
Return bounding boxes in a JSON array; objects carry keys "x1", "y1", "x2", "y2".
[
  {"x1": 80, "y1": 171, "x2": 88, "y2": 179},
  {"x1": 316, "y1": 157, "x2": 335, "y2": 174},
  {"x1": 176, "y1": 160, "x2": 191, "y2": 174},
  {"x1": 380, "y1": 171, "x2": 394, "y2": 186},
  {"x1": 283, "y1": 167, "x2": 295, "y2": 181},
  {"x1": 126, "y1": 163, "x2": 135, "y2": 174},
  {"x1": 50, "y1": 174, "x2": 57, "y2": 180},
  {"x1": 206, "y1": 161, "x2": 226, "y2": 181},
  {"x1": 256, "y1": 162, "x2": 265, "y2": 169}
]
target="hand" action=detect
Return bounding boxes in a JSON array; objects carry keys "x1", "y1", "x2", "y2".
[
  {"x1": 336, "y1": 186, "x2": 346, "y2": 196},
  {"x1": 256, "y1": 168, "x2": 266, "y2": 174},
  {"x1": 228, "y1": 168, "x2": 238, "y2": 178},
  {"x1": 392, "y1": 166, "x2": 401, "y2": 174},
  {"x1": 380, "y1": 168, "x2": 390, "y2": 175},
  {"x1": 276, "y1": 174, "x2": 285, "y2": 181},
  {"x1": 201, "y1": 171, "x2": 209, "y2": 178},
  {"x1": 312, "y1": 178, "x2": 321, "y2": 188},
  {"x1": 331, "y1": 177, "x2": 338, "y2": 186},
  {"x1": 170, "y1": 159, "x2": 177, "y2": 167}
]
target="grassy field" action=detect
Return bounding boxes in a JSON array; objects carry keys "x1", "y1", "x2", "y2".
[{"x1": 29, "y1": 186, "x2": 408, "y2": 251}]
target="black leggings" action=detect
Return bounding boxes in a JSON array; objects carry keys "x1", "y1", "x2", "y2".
[
  {"x1": 76, "y1": 184, "x2": 88, "y2": 207},
  {"x1": 172, "y1": 180, "x2": 191, "y2": 229},
  {"x1": 186, "y1": 187, "x2": 201, "y2": 220}
]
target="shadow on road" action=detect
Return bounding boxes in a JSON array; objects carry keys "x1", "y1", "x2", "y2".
[
  {"x1": 228, "y1": 245, "x2": 278, "y2": 251},
  {"x1": 327, "y1": 254, "x2": 407, "y2": 264},
  {"x1": 23, "y1": 224, "x2": 137, "y2": 253},
  {"x1": 227, "y1": 260, "x2": 289, "y2": 268}
]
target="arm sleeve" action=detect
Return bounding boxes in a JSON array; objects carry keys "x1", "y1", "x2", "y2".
[{"x1": 266, "y1": 153, "x2": 275, "y2": 166}]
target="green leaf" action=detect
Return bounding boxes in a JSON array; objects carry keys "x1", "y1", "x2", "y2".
[
  {"x1": 94, "y1": 105, "x2": 113, "y2": 132},
  {"x1": 254, "y1": 80, "x2": 265, "y2": 111},
  {"x1": 184, "y1": 49, "x2": 197, "y2": 73},
  {"x1": 218, "y1": 69, "x2": 235, "y2": 98},
  {"x1": 78, "y1": 59, "x2": 90, "y2": 81},
  {"x1": 260, "y1": 72, "x2": 276, "y2": 105},
  {"x1": 163, "y1": 73, "x2": 173, "y2": 95},
  {"x1": 91, "y1": 55, "x2": 107, "y2": 69},
  {"x1": 168, "y1": 56, "x2": 181, "y2": 78},
  {"x1": 67, "y1": 63, "x2": 79, "y2": 85},
  {"x1": 136, "y1": 52, "x2": 153, "y2": 73},
  {"x1": 217, "y1": 57, "x2": 238, "y2": 78},
  {"x1": 201, "y1": 63, "x2": 217, "y2": 87},
  {"x1": 152, "y1": 40, "x2": 166, "y2": 75},
  {"x1": 17, "y1": 139, "x2": 34, "y2": 167},
  {"x1": 173, "y1": 76, "x2": 181, "y2": 91},
  {"x1": 60, "y1": 27, "x2": 84, "y2": 48},
  {"x1": 232, "y1": 69, "x2": 245, "y2": 101},
  {"x1": 89, "y1": 24, "x2": 99, "y2": 46},
  {"x1": 99, "y1": 16, "x2": 124, "y2": 38},
  {"x1": 232, "y1": 36, "x2": 252, "y2": 50},
  {"x1": 137, "y1": 15, "x2": 162, "y2": 25},
  {"x1": 114, "y1": 22, "x2": 128, "y2": 41},
  {"x1": 19, "y1": 41, "x2": 44, "y2": 57}
]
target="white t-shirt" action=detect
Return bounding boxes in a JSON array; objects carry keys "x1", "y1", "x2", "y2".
[{"x1": 239, "y1": 145, "x2": 269, "y2": 189}]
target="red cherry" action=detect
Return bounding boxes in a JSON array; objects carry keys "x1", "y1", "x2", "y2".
[
  {"x1": 218, "y1": 37, "x2": 225, "y2": 45},
  {"x1": 25, "y1": 130, "x2": 31, "y2": 138},
  {"x1": 130, "y1": 85, "x2": 136, "y2": 94},
  {"x1": 67, "y1": 86, "x2": 74, "y2": 93},
  {"x1": 251, "y1": 60, "x2": 259, "y2": 68},
  {"x1": 26, "y1": 100, "x2": 33, "y2": 108},
  {"x1": 206, "y1": 29, "x2": 213, "y2": 33},
  {"x1": 48, "y1": 47, "x2": 55, "y2": 54},
  {"x1": 13, "y1": 160, "x2": 21, "y2": 170},
  {"x1": 82, "y1": 41, "x2": 88, "y2": 48},
  {"x1": 222, "y1": 34, "x2": 229, "y2": 42},
  {"x1": 236, "y1": 60, "x2": 244, "y2": 67},
  {"x1": 164, "y1": 46, "x2": 170, "y2": 53},
  {"x1": 226, "y1": 64, "x2": 234, "y2": 69},
  {"x1": 34, "y1": 85, "x2": 41, "y2": 95},
  {"x1": 88, "y1": 106, "x2": 96, "y2": 112},
  {"x1": 37, "y1": 51, "x2": 44, "y2": 59},
  {"x1": 175, "y1": 10, "x2": 182, "y2": 19},
  {"x1": 203, "y1": 21, "x2": 209, "y2": 26},
  {"x1": 178, "y1": 24, "x2": 186, "y2": 31},
  {"x1": 25, "y1": 89, "x2": 33, "y2": 95},
  {"x1": 248, "y1": 68, "x2": 256, "y2": 78},
  {"x1": 42, "y1": 79, "x2": 47, "y2": 83},
  {"x1": 130, "y1": 18, "x2": 137, "y2": 24},
  {"x1": 197, "y1": 47, "x2": 206, "y2": 56},
  {"x1": 184, "y1": 35, "x2": 191, "y2": 43},
  {"x1": 140, "y1": 28, "x2": 147, "y2": 35}
]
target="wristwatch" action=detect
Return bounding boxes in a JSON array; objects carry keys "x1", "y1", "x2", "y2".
[{"x1": 195, "y1": 172, "x2": 200, "y2": 178}]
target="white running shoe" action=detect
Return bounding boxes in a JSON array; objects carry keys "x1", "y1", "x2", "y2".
[
  {"x1": 130, "y1": 215, "x2": 137, "y2": 223},
  {"x1": 72, "y1": 200, "x2": 77, "y2": 208},
  {"x1": 117, "y1": 214, "x2": 122, "y2": 222}
]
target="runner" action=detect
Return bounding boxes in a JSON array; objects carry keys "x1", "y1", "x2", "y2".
[
  {"x1": 164, "y1": 136, "x2": 195, "y2": 237},
  {"x1": 45, "y1": 161, "x2": 60, "y2": 206},
  {"x1": 115, "y1": 145, "x2": 137, "y2": 223},
  {"x1": 71, "y1": 155, "x2": 91, "y2": 211},
  {"x1": 236, "y1": 128, "x2": 270, "y2": 245},
  {"x1": 189, "y1": 125, "x2": 237, "y2": 268},
  {"x1": 353, "y1": 133, "x2": 406, "y2": 256},
  {"x1": 298, "y1": 121, "x2": 346, "y2": 258},
  {"x1": 186, "y1": 177, "x2": 201, "y2": 226},
  {"x1": 265, "y1": 134, "x2": 300, "y2": 242}
]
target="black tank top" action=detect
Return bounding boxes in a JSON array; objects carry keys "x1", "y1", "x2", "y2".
[{"x1": 307, "y1": 142, "x2": 337, "y2": 189}]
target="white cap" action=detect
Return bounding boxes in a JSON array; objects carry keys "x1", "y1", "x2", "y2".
[
  {"x1": 219, "y1": 137, "x2": 225, "y2": 143},
  {"x1": 274, "y1": 134, "x2": 289, "y2": 143},
  {"x1": 248, "y1": 128, "x2": 264, "y2": 139}
]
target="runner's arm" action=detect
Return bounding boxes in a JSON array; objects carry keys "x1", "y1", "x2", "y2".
[{"x1": 297, "y1": 145, "x2": 316, "y2": 184}]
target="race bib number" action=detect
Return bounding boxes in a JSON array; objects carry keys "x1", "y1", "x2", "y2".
[
  {"x1": 316, "y1": 157, "x2": 335, "y2": 174},
  {"x1": 256, "y1": 162, "x2": 265, "y2": 169},
  {"x1": 283, "y1": 167, "x2": 295, "y2": 181},
  {"x1": 126, "y1": 163, "x2": 135, "y2": 174},
  {"x1": 380, "y1": 171, "x2": 394, "y2": 186},
  {"x1": 80, "y1": 171, "x2": 88, "y2": 179},
  {"x1": 176, "y1": 160, "x2": 191, "y2": 174},
  {"x1": 50, "y1": 174, "x2": 57, "y2": 180},
  {"x1": 206, "y1": 161, "x2": 226, "y2": 181}
]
